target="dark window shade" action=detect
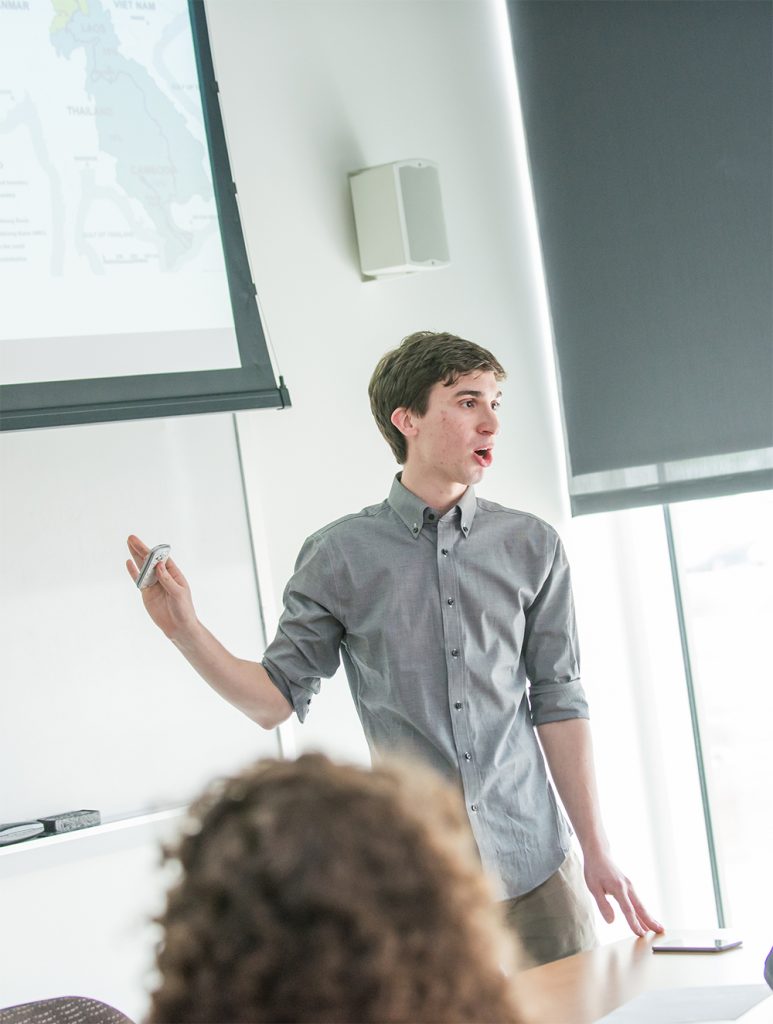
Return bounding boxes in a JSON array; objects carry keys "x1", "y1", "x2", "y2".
[{"x1": 508, "y1": 0, "x2": 773, "y2": 514}]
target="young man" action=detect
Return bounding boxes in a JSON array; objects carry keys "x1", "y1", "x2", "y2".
[{"x1": 126, "y1": 331, "x2": 662, "y2": 966}]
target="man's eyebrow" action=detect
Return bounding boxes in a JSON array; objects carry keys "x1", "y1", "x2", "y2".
[{"x1": 452, "y1": 388, "x2": 503, "y2": 399}]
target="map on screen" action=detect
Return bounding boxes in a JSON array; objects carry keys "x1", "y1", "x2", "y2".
[{"x1": 0, "y1": 0, "x2": 241, "y2": 385}]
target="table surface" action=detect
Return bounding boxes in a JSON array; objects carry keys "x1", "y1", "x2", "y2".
[{"x1": 516, "y1": 932, "x2": 773, "y2": 1023}]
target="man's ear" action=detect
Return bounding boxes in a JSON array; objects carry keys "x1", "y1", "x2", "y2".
[{"x1": 390, "y1": 407, "x2": 419, "y2": 439}]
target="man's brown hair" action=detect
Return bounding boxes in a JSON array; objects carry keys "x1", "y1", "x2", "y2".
[
  {"x1": 149, "y1": 753, "x2": 524, "y2": 1024},
  {"x1": 368, "y1": 330, "x2": 506, "y2": 463}
]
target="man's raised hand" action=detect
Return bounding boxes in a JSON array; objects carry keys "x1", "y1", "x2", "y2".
[{"x1": 125, "y1": 534, "x2": 197, "y2": 641}]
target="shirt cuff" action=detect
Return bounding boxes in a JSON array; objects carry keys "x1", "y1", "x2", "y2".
[
  {"x1": 529, "y1": 678, "x2": 589, "y2": 726},
  {"x1": 262, "y1": 659, "x2": 318, "y2": 724}
]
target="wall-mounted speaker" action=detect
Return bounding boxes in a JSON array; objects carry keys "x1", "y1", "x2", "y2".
[{"x1": 349, "y1": 159, "x2": 450, "y2": 278}]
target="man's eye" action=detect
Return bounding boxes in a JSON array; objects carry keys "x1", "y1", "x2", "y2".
[
  {"x1": 492, "y1": 401, "x2": 501, "y2": 410},
  {"x1": 462, "y1": 400, "x2": 475, "y2": 408}
]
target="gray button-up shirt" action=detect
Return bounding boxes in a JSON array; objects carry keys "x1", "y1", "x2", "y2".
[{"x1": 263, "y1": 476, "x2": 589, "y2": 898}]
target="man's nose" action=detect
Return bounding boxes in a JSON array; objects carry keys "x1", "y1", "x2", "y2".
[{"x1": 479, "y1": 408, "x2": 499, "y2": 435}]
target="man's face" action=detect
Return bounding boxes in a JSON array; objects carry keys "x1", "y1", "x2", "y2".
[{"x1": 403, "y1": 370, "x2": 501, "y2": 490}]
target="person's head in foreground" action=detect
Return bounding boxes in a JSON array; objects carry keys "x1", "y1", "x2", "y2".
[{"x1": 149, "y1": 753, "x2": 524, "y2": 1024}]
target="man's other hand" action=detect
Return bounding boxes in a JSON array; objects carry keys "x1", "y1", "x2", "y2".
[{"x1": 582, "y1": 848, "x2": 664, "y2": 938}]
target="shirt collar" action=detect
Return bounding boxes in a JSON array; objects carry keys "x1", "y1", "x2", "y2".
[{"x1": 388, "y1": 474, "x2": 478, "y2": 538}]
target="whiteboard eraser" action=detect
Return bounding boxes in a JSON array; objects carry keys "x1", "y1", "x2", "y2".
[{"x1": 37, "y1": 810, "x2": 101, "y2": 834}]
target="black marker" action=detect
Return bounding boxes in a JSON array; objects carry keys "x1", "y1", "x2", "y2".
[{"x1": 0, "y1": 821, "x2": 46, "y2": 846}]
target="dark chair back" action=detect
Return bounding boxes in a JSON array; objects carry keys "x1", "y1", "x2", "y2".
[{"x1": 0, "y1": 997, "x2": 135, "y2": 1024}]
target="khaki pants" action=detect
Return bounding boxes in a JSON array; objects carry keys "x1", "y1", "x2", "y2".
[{"x1": 502, "y1": 849, "x2": 597, "y2": 968}]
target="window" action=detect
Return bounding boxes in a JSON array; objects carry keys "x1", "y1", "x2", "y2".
[
  {"x1": 668, "y1": 490, "x2": 773, "y2": 927},
  {"x1": 568, "y1": 489, "x2": 773, "y2": 931}
]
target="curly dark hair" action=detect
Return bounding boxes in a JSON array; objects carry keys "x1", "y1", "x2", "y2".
[
  {"x1": 148, "y1": 753, "x2": 524, "y2": 1024},
  {"x1": 369, "y1": 330, "x2": 506, "y2": 463}
]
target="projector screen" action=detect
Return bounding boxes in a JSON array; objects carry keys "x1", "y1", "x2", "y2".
[{"x1": 0, "y1": 0, "x2": 289, "y2": 429}]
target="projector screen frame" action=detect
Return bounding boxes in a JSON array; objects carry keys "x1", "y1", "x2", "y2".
[{"x1": 0, "y1": 0, "x2": 290, "y2": 432}]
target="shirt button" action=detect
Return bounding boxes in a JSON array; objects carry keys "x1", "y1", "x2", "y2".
[
  {"x1": 441, "y1": 548, "x2": 448, "y2": 556},
  {"x1": 470, "y1": 804, "x2": 478, "y2": 812},
  {"x1": 462, "y1": 524, "x2": 468, "y2": 533},
  {"x1": 428, "y1": 513, "x2": 435, "y2": 521},
  {"x1": 447, "y1": 598, "x2": 454, "y2": 606},
  {"x1": 454, "y1": 701, "x2": 463, "y2": 710},
  {"x1": 450, "y1": 648, "x2": 459, "y2": 657},
  {"x1": 464, "y1": 752, "x2": 471, "y2": 761},
  {"x1": 412, "y1": 524, "x2": 419, "y2": 533}
]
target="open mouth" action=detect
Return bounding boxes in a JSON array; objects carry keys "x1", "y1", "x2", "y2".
[{"x1": 473, "y1": 448, "x2": 493, "y2": 468}]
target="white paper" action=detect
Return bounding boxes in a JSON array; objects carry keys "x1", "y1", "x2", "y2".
[{"x1": 595, "y1": 985, "x2": 771, "y2": 1024}]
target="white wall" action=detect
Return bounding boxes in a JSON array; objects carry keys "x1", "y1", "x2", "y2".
[
  {"x1": 213, "y1": 0, "x2": 569, "y2": 759},
  {"x1": 1, "y1": 1, "x2": 579, "y2": 1017}
]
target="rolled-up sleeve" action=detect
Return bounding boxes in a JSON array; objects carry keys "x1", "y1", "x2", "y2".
[
  {"x1": 523, "y1": 533, "x2": 589, "y2": 726},
  {"x1": 262, "y1": 533, "x2": 344, "y2": 723}
]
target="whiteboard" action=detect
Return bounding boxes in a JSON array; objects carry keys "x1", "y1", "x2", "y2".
[{"x1": 0, "y1": 412, "x2": 279, "y2": 823}]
